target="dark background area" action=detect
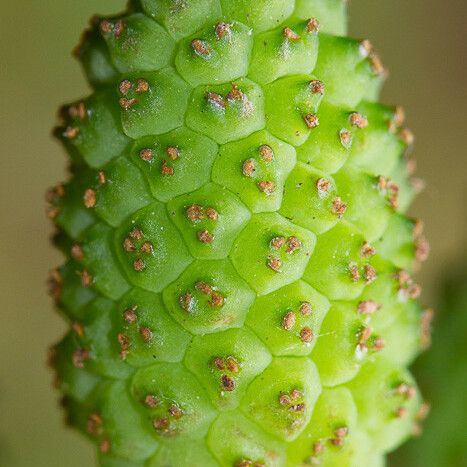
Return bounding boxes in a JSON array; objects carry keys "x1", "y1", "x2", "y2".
[{"x1": 0, "y1": 1, "x2": 465, "y2": 465}]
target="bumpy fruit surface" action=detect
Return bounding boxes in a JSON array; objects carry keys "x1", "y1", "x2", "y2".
[
  {"x1": 393, "y1": 264, "x2": 466, "y2": 467},
  {"x1": 47, "y1": 1, "x2": 430, "y2": 466}
]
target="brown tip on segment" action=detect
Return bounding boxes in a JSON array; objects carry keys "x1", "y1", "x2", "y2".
[
  {"x1": 361, "y1": 241, "x2": 376, "y2": 258},
  {"x1": 191, "y1": 39, "x2": 211, "y2": 57},
  {"x1": 206, "y1": 207, "x2": 218, "y2": 220},
  {"x1": 358, "y1": 327, "x2": 372, "y2": 350},
  {"x1": 47, "y1": 269, "x2": 62, "y2": 298},
  {"x1": 63, "y1": 127, "x2": 79, "y2": 140},
  {"x1": 415, "y1": 237, "x2": 430, "y2": 262},
  {"x1": 46, "y1": 207, "x2": 60, "y2": 220},
  {"x1": 359, "y1": 39, "x2": 373, "y2": 57},
  {"x1": 332, "y1": 197, "x2": 347, "y2": 218},
  {"x1": 166, "y1": 146, "x2": 179, "y2": 161},
  {"x1": 279, "y1": 394, "x2": 292, "y2": 406},
  {"x1": 119, "y1": 79, "x2": 132, "y2": 95},
  {"x1": 300, "y1": 302, "x2": 312, "y2": 316},
  {"x1": 330, "y1": 437, "x2": 344, "y2": 447},
  {"x1": 417, "y1": 402, "x2": 431, "y2": 421},
  {"x1": 206, "y1": 91, "x2": 225, "y2": 110},
  {"x1": 313, "y1": 441, "x2": 324, "y2": 454},
  {"x1": 195, "y1": 281, "x2": 212, "y2": 295},
  {"x1": 349, "y1": 112, "x2": 368, "y2": 129},
  {"x1": 140, "y1": 242, "x2": 153, "y2": 254},
  {"x1": 421, "y1": 308, "x2": 434, "y2": 348},
  {"x1": 358, "y1": 300, "x2": 381, "y2": 315},
  {"x1": 213, "y1": 357, "x2": 225, "y2": 371},
  {"x1": 304, "y1": 113, "x2": 319, "y2": 129},
  {"x1": 215, "y1": 22, "x2": 231, "y2": 40},
  {"x1": 86, "y1": 413, "x2": 103, "y2": 436},
  {"x1": 186, "y1": 204, "x2": 204, "y2": 221},
  {"x1": 335, "y1": 426, "x2": 349, "y2": 439},
  {"x1": 161, "y1": 161, "x2": 174, "y2": 176},
  {"x1": 80, "y1": 269, "x2": 93, "y2": 288},
  {"x1": 144, "y1": 394, "x2": 159, "y2": 408},
  {"x1": 197, "y1": 230, "x2": 214, "y2": 244},
  {"x1": 306, "y1": 18, "x2": 320, "y2": 33},
  {"x1": 71, "y1": 244, "x2": 84, "y2": 261},
  {"x1": 100, "y1": 439, "x2": 111, "y2": 454},
  {"x1": 123, "y1": 306, "x2": 138, "y2": 324},
  {"x1": 179, "y1": 292, "x2": 194, "y2": 312},
  {"x1": 309, "y1": 79, "x2": 325, "y2": 95},
  {"x1": 97, "y1": 171, "x2": 106, "y2": 185},
  {"x1": 117, "y1": 333, "x2": 130, "y2": 352},
  {"x1": 119, "y1": 97, "x2": 138, "y2": 110},
  {"x1": 259, "y1": 144, "x2": 274, "y2": 162},
  {"x1": 123, "y1": 238, "x2": 136, "y2": 252},
  {"x1": 395, "y1": 406, "x2": 409, "y2": 418},
  {"x1": 242, "y1": 159, "x2": 256, "y2": 177},
  {"x1": 286, "y1": 236, "x2": 302, "y2": 254},
  {"x1": 290, "y1": 403, "x2": 305, "y2": 413},
  {"x1": 413, "y1": 219, "x2": 425, "y2": 237},
  {"x1": 394, "y1": 106, "x2": 406, "y2": 127},
  {"x1": 139, "y1": 326, "x2": 152, "y2": 343},
  {"x1": 267, "y1": 256, "x2": 282, "y2": 273},
  {"x1": 226, "y1": 356, "x2": 240, "y2": 373},
  {"x1": 221, "y1": 374, "x2": 236, "y2": 392},
  {"x1": 300, "y1": 326, "x2": 314, "y2": 344},
  {"x1": 139, "y1": 148, "x2": 154, "y2": 162},
  {"x1": 316, "y1": 177, "x2": 330, "y2": 196},
  {"x1": 72, "y1": 321, "x2": 85, "y2": 337},
  {"x1": 208, "y1": 291, "x2": 224, "y2": 308},
  {"x1": 349, "y1": 263, "x2": 360, "y2": 282},
  {"x1": 168, "y1": 404, "x2": 184, "y2": 418},
  {"x1": 373, "y1": 337, "x2": 385, "y2": 351},
  {"x1": 257, "y1": 180, "x2": 275, "y2": 195},
  {"x1": 83, "y1": 188, "x2": 96, "y2": 208},
  {"x1": 226, "y1": 83, "x2": 244, "y2": 102},
  {"x1": 364, "y1": 264, "x2": 377, "y2": 284},
  {"x1": 136, "y1": 79, "x2": 149, "y2": 93},
  {"x1": 133, "y1": 258, "x2": 146, "y2": 272},
  {"x1": 369, "y1": 52, "x2": 385, "y2": 76},
  {"x1": 400, "y1": 128, "x2": 415, "y2": 146},
  {"x1": 99, "y1": 20, "x2": 113, "y2": 34},
  {"x1": 282, "y1": 311, "x2": 296, "y2": 331},
  {"x1": 283, "y1": 27, "x2": 301, "y2": 41},
  {"x1": 270, "y1": 236, "x2": 286, "y2": 250},
  {"x1": 339, "y1": 129, "x2": 352, "y2": 148},
  {"x1": 72, "y1": 348, "x2": 91, "y2": 369},
  {"x1": 153, "y1": 417, "x2": 170, "y2": 432}
]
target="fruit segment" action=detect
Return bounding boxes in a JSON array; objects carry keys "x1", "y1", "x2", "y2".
[{"x1": 48, "y1": 1, "x2": 429, "y2": 465}]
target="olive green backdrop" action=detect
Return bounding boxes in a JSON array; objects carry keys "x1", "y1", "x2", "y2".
[{"x1": 0, "y1": 1, "x2": 465, "y2": 466}]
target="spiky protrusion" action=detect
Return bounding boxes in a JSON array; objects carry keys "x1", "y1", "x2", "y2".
[{"x1": 48, "y1": 1, "x2": 429, "y2": 466}]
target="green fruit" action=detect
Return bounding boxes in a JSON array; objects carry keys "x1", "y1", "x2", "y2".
[{"x1": 48, "y1": 1, "x2": 429, "y2": 465}]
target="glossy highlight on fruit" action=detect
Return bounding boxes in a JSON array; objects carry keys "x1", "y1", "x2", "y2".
[{"x1": 47, "y1": 1, "x2": 430, "y2": 465}]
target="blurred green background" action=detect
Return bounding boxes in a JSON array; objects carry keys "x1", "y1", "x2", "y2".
[{"x1": 0, "y1": 1, "x2": 466, "y2": 466}]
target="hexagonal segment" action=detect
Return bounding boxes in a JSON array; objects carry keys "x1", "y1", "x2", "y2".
[
  {"x1": 115, "y1": 201, "x2": 192, "y2": 293},
  {"x1": 208, "y1": 411, "x2": 286, "y2": 467},
  {"x1": 186, "y1": 79, "x2": 265, "y2": 144},
  {"x1": 68, "y1": 297, "x2": 134, "y2": 379},
  {"x1": 184, "y1": 328, "x2": 271, "y2": 410},
  {"x1": 310, "y1": 302, "x2": 374, "y2": 387},
  {"x1": 264, "y1": 75, "x2": 323, "y2": 146},
  {"x1": 141, "y1": 0, "x2": 222, "y2": 40},
  {"x1": 130, "y1": 127, "x2": 218, "y2": 202},
  {"x1": 131, "y1": 363, "x2": 217, "y2": 440},
  {"x1": 56, "y1": 92, "x2": 130, "y2": 168},
  {"x1": 287, "y1": 387, "x2": 359, "y2": 467},
  {"x1": 89, "y1": 157, "x2": 153, "y2": 228},
  {"x1": 118, "y1": 68, "x2": 191, "y2": 139},
  {"x1": 167, "y1": 183, "x2": 251, "y2": 259},
  {"x1": 162, "y1": 259, "x2": 255, "y2": 334},
  {"x1": 220, "y1": 0, "x2": 295, "y2": 33},
  {"x1": 99, "y1": 13, "x2": 175, "y2": 72},
  {"x1": 313, "y1": 34, "x2": 383, "y2": 108},
  {"x1": 249, "y1": 20, "x2": 319, "y2": 85},
  {"x1": 334, "y1": 165, "x2": 392, "y2": 242},
  {"x1": 296, "y1": 101, "x2": 358, "y2": 174},
  {"x1": 212, "y1": 130, "x2": 296, "y2": 213},
  {"x1": 304, "y1": 221, "x2": 375, "y2": 300},
  {"x1": 230, "y1": 213, "x2": 316, "y2": 296},
  {"x1": 293, "y1": 0, "x2": 348, "y2": 35},
  {"x1": 79, "y1": 222, "x2": 131, "y2": 300},
  {"x1": 115, "y1": 288, "x2": 191, "y2": 366},
  {"x1": 346, "y1": 357, "x2": 422, "y2": 452},
  {"x1": 176, "y1": 21, "x2": 253, "y2": 87},
  {"x1": 241, "y1": 357, "x2": 321, "y2": 441},
  {"x1": 246, "y1": 280, "x2": 330, "y2": 356},
  {"x1": 279, "y1": 163, "x2": 342, "y2": 235}
]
